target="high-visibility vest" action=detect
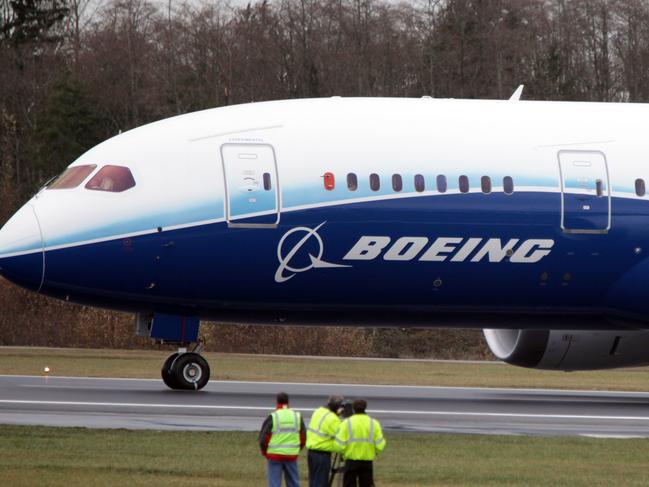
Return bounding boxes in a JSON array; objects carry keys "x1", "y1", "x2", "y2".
[
  {"x1": 306, "y1": 406, "x2": 341, "y2": 452},
  {"x1": 267, "y1": 408, "x2": 302, "y2": 456},
  {"x1": 334, "y1": 413, "x2": 386, "y2": 461}
]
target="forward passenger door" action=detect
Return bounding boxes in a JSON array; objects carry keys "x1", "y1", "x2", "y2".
[{"x1": 221, "y1": 143, "x2": 280, "y2": 228}]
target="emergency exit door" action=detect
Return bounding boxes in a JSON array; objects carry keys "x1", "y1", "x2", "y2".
[
  {"x1": 221, "y1": 143, "x2": 280, "y2": 228},
  {"x1": 558, "y1": 150, "x2": 610, "y2": 233}
]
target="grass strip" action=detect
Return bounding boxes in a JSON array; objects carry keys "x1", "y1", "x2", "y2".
[
  {"x1": 0, "y1": 425, "x2": 648, "y2": 486},
  {"x1": 1, "y1": 347, "x2": 649, "y2": 391}
]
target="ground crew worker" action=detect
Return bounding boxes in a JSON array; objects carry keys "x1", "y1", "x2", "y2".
[
  {"x1": 334, "y1": 398, "x2": 386, "y2": 487},
  {"x1": 259, "y1": 392, "x2": 307, "y2": 487},
  {"x1": 306, "y1": 395, "x2": 344, "y2": 487}
]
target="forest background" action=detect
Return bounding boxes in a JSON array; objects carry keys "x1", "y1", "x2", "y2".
[{"x1": 0, "y1": 0, "x2": 645, "y2": 358}]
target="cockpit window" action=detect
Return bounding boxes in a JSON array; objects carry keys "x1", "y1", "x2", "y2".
[
  {"x1": 48, "y1": 165, "x2": 97, "y2": 189},
  {"x1": 85, "y1": 165, "x2": 136, "y2": 193}
]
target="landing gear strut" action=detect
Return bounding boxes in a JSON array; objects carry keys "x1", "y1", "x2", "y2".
[
  {"x1": 135, "y1": 313, "x2": 209, "y2": 390},
  {"x1": 161, "y1": 346, "x2": 210, "y2": 390}
]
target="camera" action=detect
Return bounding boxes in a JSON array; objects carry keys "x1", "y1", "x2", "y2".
[{"x1": 338, "y1": 399, "x2": 353, "y2": 419}]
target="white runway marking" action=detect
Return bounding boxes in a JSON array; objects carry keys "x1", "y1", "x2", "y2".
[
  {"x1": 580, "y1": 434, "x2": 647, "y2": 439},
  {"x1": 0, "y1": 399, "x2": 270, "y2": 411},
  {"x1": 22, "y1": 385, "x2": 88, "y2": 389},
  {"x1": 2, "y1": 399, "x2": 649, "y2": 422}
]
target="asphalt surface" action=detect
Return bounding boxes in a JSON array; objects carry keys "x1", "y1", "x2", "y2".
[{"x1": 2, "y1": 374, "x2": 649, "y2": 437}]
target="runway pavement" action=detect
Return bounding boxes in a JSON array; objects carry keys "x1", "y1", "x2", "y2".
[{"x1": 2, "y1": 374, "x2": 649, "y2": 437}]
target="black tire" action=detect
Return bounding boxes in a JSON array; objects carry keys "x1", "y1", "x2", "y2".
[
  {"x1": 170, "y1": 352, "x2": 210, "y2": 391},
  {"x1": 161, "y1": 352, "x2": 180, "y2": 389}
]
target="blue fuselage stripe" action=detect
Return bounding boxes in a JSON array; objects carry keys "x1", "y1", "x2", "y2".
[{"x1": 3, "y1": 191, "x2": 640, "y2": 327}]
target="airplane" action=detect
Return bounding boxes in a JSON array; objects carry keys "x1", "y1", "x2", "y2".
[{"x1": 2, "y1": 94, "x2": 649, "y2": 391}]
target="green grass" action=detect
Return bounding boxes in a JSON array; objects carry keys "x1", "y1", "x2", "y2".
[
  {"x1": 0, "y1": 425, "x2": 648, "y2": 486},
  {"x1": 2, "y1": 346, "x2": 649, "y2": 391},
  {"x1": 2, "y1": 348, "x2": 648, "y2": 485}
]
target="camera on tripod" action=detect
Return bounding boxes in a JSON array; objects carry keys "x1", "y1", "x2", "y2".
[
  {"x1": 339, "y1": 399, "x2": 353, "y2": 419},
  {"x1": 329, "y1": 399, "x2": 354, "y2": 486}
]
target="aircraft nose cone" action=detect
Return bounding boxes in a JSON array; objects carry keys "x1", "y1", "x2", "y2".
[{"x1": 0, "y1": 203, "x2": 45, "y2": 292}]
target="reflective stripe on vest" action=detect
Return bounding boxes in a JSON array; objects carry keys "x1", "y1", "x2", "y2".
[
  {"x1": 272, "y1": 411, "x2": 299, "y2": 434},
  {"x1": 335, "y1": 415, "x2": 384, "y2": 461},
  {"x1": 339, "y1": 417, "x2": 375, "y2": 444},
  {"x1": 307, "y1": 407, "x2": 342, "y2": 452},
  {"x1": 268, "y1": 408, "x2": 301, "y2": 456},
  {"x1": 307, "y1": 410, "x2": 333, "y2": 438},
  {"x1": 335, "y1": 417, "x2": 382, "y2": 446}
]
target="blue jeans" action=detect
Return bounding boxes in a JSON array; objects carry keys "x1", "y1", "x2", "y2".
[{"x1": 267, "y1": 459, "x2": 300, "y2": 487}]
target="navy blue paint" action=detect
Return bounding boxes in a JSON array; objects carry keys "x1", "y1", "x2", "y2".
[
  {"x1": 0, "y1": 251, "x2": 43, "y2": 292},
  {"x1": 151, "y1": 314, "x2": 199, "y2": 343},
  {"x1": 2, "y1": 191, "x2": 649, "y2": 329},
  {"x1": 563, "y1": 192, "x2": 609, "y2": 231}
]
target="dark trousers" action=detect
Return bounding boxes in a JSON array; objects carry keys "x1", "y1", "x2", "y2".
[
  {"x1": 307, "y1": 450, "x2": 332, "y2": 487},
  {"x1": 343, "y1": 460, "x2": 374, "y2": 487}
]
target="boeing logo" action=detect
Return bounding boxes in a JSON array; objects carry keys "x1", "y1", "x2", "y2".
[
  {"x1": 276, "y1": 225, "x2": 555, "y2": 283},
  {"x1": 343, "y1": 236, "x2": 555, "y2": 263},
  {"x1": 275, "y1": 222, "x2": 351, "y2": 283}
]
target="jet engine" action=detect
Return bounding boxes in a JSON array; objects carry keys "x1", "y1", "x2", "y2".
[{"x1": 483, "y1": 329, "x2": 649, "y2": 370}]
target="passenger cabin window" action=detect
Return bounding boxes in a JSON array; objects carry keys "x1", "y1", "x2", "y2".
[
  {"x1": 347, "y1": 173, "x2": 358, "y2": 191},
  {"x1": 595, "y1": 179, "x2": 604, "y2": 197},
  {"x1": 414, "y1": 174, "x2": 425, "y2": 192},
  {"x1": 263, "y1": 172, "x2": 272, "y2": 191},
  {"x1": 459, "y1": 175, "x2": 469, "y2": 193},
  {"x1": 370, "y1": 173, "x2": 380, "y2": 191},
  {"x1": 503, "y1": 176, "x2": 514, "y2": 195},
  {"x1": 85, "y1": 165, "x2": 136, "y2": 193},
  {"x1": 481, "y1": 176, "x2": 492, "y2": 194},
  {"x1": 48, "y1": 165, "x2": 97, "y2": 189},
  {"x1": 392, "y1": 174, "x2": 403, "y2": 192},
  {"x1": 636, "y1": 178, "x2": 646, "y2": 197},
  {"x1": 436, "y1": 175, "x2": 447, "y2": 193}
]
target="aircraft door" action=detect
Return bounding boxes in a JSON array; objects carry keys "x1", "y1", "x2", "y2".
[
  {"x1": 221, "y1": 143, "x2": 280, "y2": 228},
  {"x1": 558, "y1": 150, "x2": 610, "y2": 233}
]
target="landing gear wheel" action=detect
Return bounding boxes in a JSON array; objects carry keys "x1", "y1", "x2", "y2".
[
  {"x1": 161, "y1": 352, "x2": 180, "y2": 389},
  {"x1": 170, "y1": 352, "x2": 210, "y2": 391}
]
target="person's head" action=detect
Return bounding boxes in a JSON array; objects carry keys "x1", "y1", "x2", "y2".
[
  {"x1": 276, "y1": 392, "x2": 289, "y2": 408},
  {"x1": 327, "y1": 395, "x2": 344, "y2": 412},
  {"x1": 352, "y1": 399, "x2": 367, "y2": 414}
]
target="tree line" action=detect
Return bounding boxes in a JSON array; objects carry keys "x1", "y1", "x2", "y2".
[{"x1": 1, "y1": 0, "x2": 648, "y2": 354}]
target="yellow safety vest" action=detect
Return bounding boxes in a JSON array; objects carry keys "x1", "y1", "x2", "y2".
[
  {"x1": 334, "y1": 414, "x2": 386, "y2": 461},
  {"x1": 267, "y1": 408, "x2": 302, "y2": 456},
  {"x1": 306, "y1": 406, "x2": 341, "y2": 452}
]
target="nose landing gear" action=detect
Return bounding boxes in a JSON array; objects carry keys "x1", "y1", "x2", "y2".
[
  {"x1": 135, "y1": 313, "x2": 211, "y2": 390},
  {"x1": 161, "y1": 346, "x2": 211, "y2": 390}
]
